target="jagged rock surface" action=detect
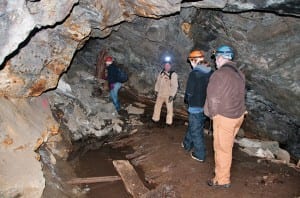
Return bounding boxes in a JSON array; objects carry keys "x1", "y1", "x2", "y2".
[{"x1": 47, "y1": 72, "x2": 122, "y2": 141}]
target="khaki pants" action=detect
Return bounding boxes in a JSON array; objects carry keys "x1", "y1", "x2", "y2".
[
  {"x1": 212, "y1": 114, "x2": 244, "y2": 185},
  {"x1": 152, "y1": 96, "x2": 173, "y2": 125}
]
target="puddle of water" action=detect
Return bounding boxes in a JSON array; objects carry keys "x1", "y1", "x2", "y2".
[{"x1": 74, "y1": 145, "x2": 132, "y2": 198}]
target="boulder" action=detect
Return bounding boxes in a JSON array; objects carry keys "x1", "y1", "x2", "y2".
[
  {"x1": 235, "y1": 138, "x2": 280, "y2": 159},
  {"x1": 276, "y1": 148, "x2": 290, "y2": 163}
]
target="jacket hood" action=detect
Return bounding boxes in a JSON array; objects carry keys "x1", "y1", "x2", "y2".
[{"x1": 194, "y1": 65, "x2": 212, "y2": 73}]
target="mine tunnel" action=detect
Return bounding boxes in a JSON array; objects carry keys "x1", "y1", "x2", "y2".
[{"x1": 0, "y1": 1, "x2": 299, "y2": 197}]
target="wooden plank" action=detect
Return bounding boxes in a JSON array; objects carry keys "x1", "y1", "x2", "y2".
[
  {"x1": 113, "y1": 160, "x2": 149, "y2": 197},
  {"x1": 66, "y1": 176, "x2": 121, "y2": 185}
]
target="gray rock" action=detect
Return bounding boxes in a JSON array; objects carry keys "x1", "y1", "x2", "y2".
[
  {"x1": 0, "y1": 96, "x2": 58, "y2": 198},
  {"x1": 126, "y1": 104, "x2": 144, "y2": 115},
  {"x1": 0, "y1": 0, "x2": 78, "y2": 65},
  {"x1": 276, "y1": 148, "x2": 290, "y2": 163},
  {"x1": 237, "y1": 128, "x2": 245, "y2": 138},
  {"x1": 235, "y1": 138, "x2": 280, "y2": 156},
  {"x1": 240, "y1": 147, "x2": 275, "y2": 159}
]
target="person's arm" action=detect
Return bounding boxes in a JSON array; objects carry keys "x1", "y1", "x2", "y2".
[
  {"x1": 154, "y1": 74, "x2": 161, "y2": 93},
  {"x1": 205, "y1": 72, "x2": 224, "y2": 118},
  {"x1": 184, "y1": 72, "x2": 194, "y2": 105},
  {"x1": 170, "y1": 73, "x2": 178, "y2": 97}
]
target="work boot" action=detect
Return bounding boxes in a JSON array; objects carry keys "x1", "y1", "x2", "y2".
[{"x1": 207, "y1": 179, "x2": 231, "y2": 188}]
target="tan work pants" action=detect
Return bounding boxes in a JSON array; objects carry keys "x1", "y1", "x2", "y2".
[
  {"x1": 212, "y1": 114, "x2": 244, "y2": 185},
  {"x1": 152, "y1": 96, "x2": 173, "y2": 125}
]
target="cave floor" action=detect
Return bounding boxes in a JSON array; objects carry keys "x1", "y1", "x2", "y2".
[
  {"x1": 107, "y1": 90, "x2": 300, "y2": 198},
  {"x1": 111, "y1": 117, "x2": 300, "y2": 198}
]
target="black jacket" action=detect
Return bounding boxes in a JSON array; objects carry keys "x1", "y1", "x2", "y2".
[
  {"x1": 184, "y1": 66, "x2": 213, "y2": 108},
  {"x1": 107, "y1": 63, "x2": 119, "y2": 84}
]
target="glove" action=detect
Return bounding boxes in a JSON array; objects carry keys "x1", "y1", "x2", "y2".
[{"x1": 168, "y1": 96, "x2": 174, "y2": 103}]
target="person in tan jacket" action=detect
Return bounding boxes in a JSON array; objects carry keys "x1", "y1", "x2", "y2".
[
  {"x1": 204, "y1": 45, "x2": 246, "y2": 188},
  {"x1": 152, "y1": 62, "x2": 178, "y2": 126}
]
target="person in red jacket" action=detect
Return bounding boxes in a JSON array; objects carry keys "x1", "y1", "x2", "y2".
[{"x1": 105, "y1": 56, "x2": 122, "y2": 112}]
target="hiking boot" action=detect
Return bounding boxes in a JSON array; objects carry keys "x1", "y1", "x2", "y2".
[
  {"x1": 181, "y1": 142, "x2": 191, "y2": 152},
  {"x1": 118, "y1": 109, "x2": 127, "y2": 116},
  {"x1": 148, "y1": 120, "x2": 158, "y2": 128},
  {"x1": 190, "y1": 152, "x2": 204, "y2": 162},
  {"x1": 165, "y1": 123, "x2": 172, "y2": 128},
  {"x1": 207, "y1": 179, "x2": 231, "y2": 188},
  {"x1": 180, "y1": 142, "x2": 192, "y2": 152}
]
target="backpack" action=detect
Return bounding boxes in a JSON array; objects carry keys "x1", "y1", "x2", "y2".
[{"x1": 116, "y1": 67, "x2": 128, "y2": 83}]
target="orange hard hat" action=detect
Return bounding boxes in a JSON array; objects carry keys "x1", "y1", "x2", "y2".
[
  {"x1": 105, "y1": 56, "x2": 113, "y2": 62},
  {"x1": 188, "y1": 50, "x2": 205, "y2": 58}
]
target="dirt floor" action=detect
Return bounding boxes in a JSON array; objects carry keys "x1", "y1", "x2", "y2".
[{"x1": 110, "y1": 112, "x2": 300, "y2": 198}]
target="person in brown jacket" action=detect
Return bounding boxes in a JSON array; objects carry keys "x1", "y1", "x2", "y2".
[
  {"x1": 152, "y1": 61, "x2": 178, "y2": 126},
  {"x1": 204, "y1": 45, "x2": 246, "y2": 188}
]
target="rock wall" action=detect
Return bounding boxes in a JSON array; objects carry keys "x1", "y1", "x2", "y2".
[{"x1": 0, "y1": 96, "x2": 58, "y2": 197}]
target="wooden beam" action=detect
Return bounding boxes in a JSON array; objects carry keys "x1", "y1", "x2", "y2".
[
  {"x1": 66, "y1": 176, "x2": 121, "y2": 185},
  {"x1": 113, "y1": 160, "x2": 149, "y2": 197}
]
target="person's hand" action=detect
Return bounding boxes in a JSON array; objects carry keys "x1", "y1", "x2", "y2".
[
  {"x1": 153, "y1": 91, "x2": 158, "y2": 98},
  {"x1": 168, "y1": 96, "x2": 174, "y2": 103}
]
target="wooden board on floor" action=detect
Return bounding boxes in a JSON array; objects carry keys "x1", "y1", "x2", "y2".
[
  {"x1": 113, "y1": 160, "x2": 149, "y2": 197},
  {"x1": 66, "y1": 176, "x2": 121, "y2": 184}
]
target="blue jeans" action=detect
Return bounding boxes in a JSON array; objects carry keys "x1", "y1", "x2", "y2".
[
  {"x1": 110, "y1": 82, "x2": 121, "y2": 111},
  {"x1": 183, "y1": 112, "x2": 206, "y2": 160}
]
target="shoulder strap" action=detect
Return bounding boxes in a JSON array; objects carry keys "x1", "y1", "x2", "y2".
[{"x1": 169, "y1": 71, "x2": 175, "y2": 79}]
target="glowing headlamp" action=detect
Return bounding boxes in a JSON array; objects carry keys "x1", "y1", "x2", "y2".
[{"x1": 164, "y1": 56, "x2": 171, "y2": 62}]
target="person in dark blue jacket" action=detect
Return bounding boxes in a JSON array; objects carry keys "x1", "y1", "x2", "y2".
[
  {"x1": 182, "y1": 50, "x2": 213, "y2": 162},
  {"x1": 105, "y1": 56, "x2": 122, "y2": 112}
]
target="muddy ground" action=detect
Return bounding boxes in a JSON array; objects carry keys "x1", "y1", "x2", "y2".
[
  {"x1": 105, "y1": 90, "x2": 300, "y2": 198},
  {"x1": 111, "y1": 117, "x2": 300, "y2": 198}
]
